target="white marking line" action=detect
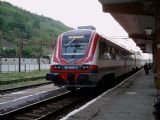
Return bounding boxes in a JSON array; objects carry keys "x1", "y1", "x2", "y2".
[
  {"x1": 0, "y1": 87, "x2": 60, "y2": 105},
  {"x1": 126, "y1": 92, "x2": 137, "y2": 95},
  {"x1": 11, "y1": 91, "x2": 25, "y2": 95},
  {"x1": 60, "y1": 70, "x2": 141, "y2": 120}
]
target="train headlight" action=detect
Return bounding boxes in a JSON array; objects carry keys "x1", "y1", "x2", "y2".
[
  {"x1": 82, "y1": 65, "x2": 90, "y2": 70},
  {"x1": 57, "y1": 66, "x2": 61, "y2": 69},
  {"x1": 51, "y1": 65, "x2": 62, "y2": 71},
  {"x1": 81, "y1": 65, "x2": 98, "y2": 72}
]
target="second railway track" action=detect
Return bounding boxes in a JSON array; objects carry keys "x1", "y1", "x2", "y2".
[
  {"x1": 1, "y1": 82, "x2": 52, "y2": 95},
  {"x1": 1, "y1": 89, "x2": 89, "y2": 120}
]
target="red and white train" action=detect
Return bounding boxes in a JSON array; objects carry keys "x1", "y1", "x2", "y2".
[{"x1": 46, "y1": 27, "x2": 142, "y2": 88}]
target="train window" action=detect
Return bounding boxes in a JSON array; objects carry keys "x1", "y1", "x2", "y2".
[
  {"x1": 113, "y1": 48, "x2": 120, "y2": 60},
  {"x1": 99, "y1": 40, "x2": 112, "y2": 60},
  {"x1": 116, "y1": 49, "x2": 126, "y2": 60},
  {"x1": 99, "y1": 39, "x2": 132, "y2": 61},
  {"x1": 104, "y1": 52, "x2": 112, "y2": 60},
  {"x1": 127, "y1": 54, "x2": 135, "y2": 61},
  {"x1": 99, "y1": 40, "x2": 105, "y2": 59},
  {"x1": 105, "y1": 45, "x2": 118, "y2": 60},
  {"x1": 110, "y1": 47, "x2": 117, "y2": 60},
  {"x1": 61, "y1": 34, "x2": 91, "y2": 62}
]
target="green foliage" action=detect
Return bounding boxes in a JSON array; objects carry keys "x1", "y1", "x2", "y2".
[
  {"x1": 22, "y1": 46, "x2": 41, "y2": 58},
  {"x1": 1, "y1": 48, "x2": 17, "y2": 57},
  {"x1": 0, "y1": 1, "x2": 72, "y2": 57}
]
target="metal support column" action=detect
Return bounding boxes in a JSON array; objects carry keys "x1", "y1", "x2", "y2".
[{"x1": 154, "y1": 0, "x2": 160, "y2": 89}]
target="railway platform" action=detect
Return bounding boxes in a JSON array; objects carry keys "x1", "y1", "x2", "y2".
[{"x1": 62, "y1": 69, "x2": 157, "y2": 120}]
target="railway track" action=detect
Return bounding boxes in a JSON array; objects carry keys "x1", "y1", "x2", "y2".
[
  {"x1": 1, "y1": 70, "x2": 138, "y2": 120},
  {"x1": 0, "y1": 82, "x2": 52, "y2": 95},
  {"x1": 0, "y1": 76, "x2": 45, "y2": 84},
  {"x1": 0, "y1": 89, "x2": 89, "y2": 120},
  {"x1": 0, "y1": 81, "x2": 120, "y2": 120},
  {"x1": 1, "y1": 76, "x2": 52, "y2": 95}
]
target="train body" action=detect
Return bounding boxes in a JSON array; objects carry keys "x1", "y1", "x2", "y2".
[{"x1": 46, "y1": 29, "x2": 142, "y2": 88}]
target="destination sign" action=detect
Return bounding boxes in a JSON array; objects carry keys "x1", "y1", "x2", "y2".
[{"x1": 68, "y1": 36, "x2": 84, "y2": 39}]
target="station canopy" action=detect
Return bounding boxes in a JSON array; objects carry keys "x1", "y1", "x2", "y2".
[{"x1": 98, "y1": 0, "x2": 156, "y2": 53}]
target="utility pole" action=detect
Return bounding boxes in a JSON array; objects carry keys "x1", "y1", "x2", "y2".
[
  {"x1": 18, "y1": 38, "x2": 24, "y2": 72},
  {"x1": 30, "y1": 40, "x2": 44, "y2": 71},
  {"x1": 29, "y1": 40, "x2": 54, "y2": 71},
  {"x1": 38, "y1": 41, "x2": 43, "y2": 71},
  {"x1": 0, "y1": 31, "x2": 2, "y2": 73}
]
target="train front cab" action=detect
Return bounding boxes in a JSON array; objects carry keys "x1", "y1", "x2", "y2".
[
  {"x1": 46, "y1": 64, "x2": 99, "y2": 87},
  {"x1": 46, "y1": 29, "x2": 100, "y2": 88}
]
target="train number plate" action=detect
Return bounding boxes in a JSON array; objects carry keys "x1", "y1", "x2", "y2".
[{"x1": 64, "y1": 65, "x2": 78, "y2": 70}]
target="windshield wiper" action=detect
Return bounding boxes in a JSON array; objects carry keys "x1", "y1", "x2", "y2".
[{"x1": 64, "y1": 39, "x2": 76, "y2": 46}]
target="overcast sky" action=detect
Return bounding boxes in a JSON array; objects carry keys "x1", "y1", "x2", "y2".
[{"x1": 3, "y1": 0, "x2": 143, "y2": 53}]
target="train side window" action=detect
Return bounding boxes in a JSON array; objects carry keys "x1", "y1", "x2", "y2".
[
  {"x1": 110, "y1": 46, "x2": 118, "y2": 60},
  {"x1": 118, "y1": 50, "x2": 125, "y2": 60},
  {"x1": 99, "y1": 40, "x2": 106, "y2": 59},
  {"x1": 99, "y1": 40, "x2": 113, "y2": 60},
  {"x1": 128, "y1": 54, "x2": 134, "y2": 61},
  {"x1": 106, "y1": 45, "x2": 117, "y2": 60},
  {"x1": 115, "y1": 49, "x2": 120, "y2": 60},
  {"x1": 104, "y1": 52, "x2": 112, "y2": 60}
]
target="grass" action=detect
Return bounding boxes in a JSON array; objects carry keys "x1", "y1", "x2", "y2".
[
  {"x1": 0, "y1": 78, "x2": 50, "y2": 90},
  {"x1": 0, "y1": 70, "x2": 52, "y2": 90},
  {"x1": 0, "y1": 70, "x2": 50, "y2": 81}
]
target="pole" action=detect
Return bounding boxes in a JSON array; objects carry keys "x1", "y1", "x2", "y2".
[
  {"x1": 18, "y1": 38, "x2": 23, "y2": 72},
  {"x1": 18, "y1": 46, "x2": 21, "y2": 72},
  {"x1": 0, "y1": 31, "x2": 2, "y2": 73},
  {"x1": 38, "y1": 41, "x2": 43, "y2": 71}
]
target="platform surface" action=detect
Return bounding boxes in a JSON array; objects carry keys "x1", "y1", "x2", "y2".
[{"x1": 62, "y1": 70, "x2": 156, "y2": 120}]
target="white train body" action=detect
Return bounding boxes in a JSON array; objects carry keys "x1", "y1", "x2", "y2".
[{"x1": 46, "y1": 29, "x2": 141, "y2": 88}]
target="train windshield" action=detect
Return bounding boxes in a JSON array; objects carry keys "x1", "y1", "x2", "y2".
[{"x1": 62, "y1": 32, "x2": 91, "y2": 62}]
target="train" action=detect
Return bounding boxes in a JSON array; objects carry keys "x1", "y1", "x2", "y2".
[{"x1": 46, "y1": 27, "x2": 142, "y2": 89}]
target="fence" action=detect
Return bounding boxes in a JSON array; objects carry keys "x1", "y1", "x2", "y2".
[{"x1": 0, "y1": 64, "x2": 50, "y2": 73}]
